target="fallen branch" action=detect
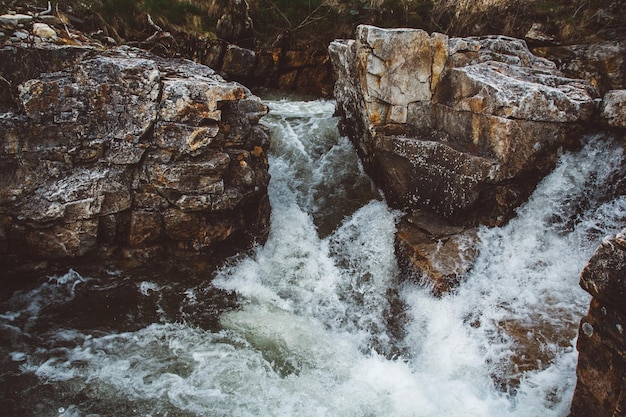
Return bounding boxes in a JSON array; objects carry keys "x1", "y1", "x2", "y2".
[
  {"x1": 35, "y1": 1, "x2": 52, "y2": 17},
  {"x1": 147, "y1": 13, "x2": 163, "y2": 32}
]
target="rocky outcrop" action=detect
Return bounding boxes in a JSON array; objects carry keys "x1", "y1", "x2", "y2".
[
  {"x1": 0, "y1": 44, "x2": 271, "y2": 277},
  {"x1": 570, "y1": 229, "x2": 626, "y2": 417},
  {"x1": 535, "y1": 41, "x2": 626, "y2": 96},
  {"x1": 330, "y1": 25, "x2": 599, "y2": 292}
]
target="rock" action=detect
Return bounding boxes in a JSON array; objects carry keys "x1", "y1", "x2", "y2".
[
  {"x1": 536, "y1": 41, "x2": 626, "y2": 95},
  {"x1": 222, "y1": 44, "x2": 256, "y2": 79},
  {"x1": 395, "y1": 211, "x2": 478, "y2": 296},
  {"x1": 215, "y1": 0, "x2": 254, "y2": 46},
  {"x1": 330, "y1": 25, "x2": 597, "y2": 224},
  {"x1": 571, "y1": 229, "x2": 626, "y2": 417},
  {"x1": 32, "y1": 22, "x2": 56, "y2": 39},
  {"x1": 601, "y1": 90, "x2": 626, "y2": 128},
  {"x1": 330, "y1": 25, "x2": 598, "y2": 293},
  {"x1": 524, "y1": 23, "x2": 556, "y2": 45},
  {"x1": 0, "y1": 13, "x2": 33, "y2": 26},
  {"x1": 0, "y1": 45, "x2": 271, "y2": 277}
]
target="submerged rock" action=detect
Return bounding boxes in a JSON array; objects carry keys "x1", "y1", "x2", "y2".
[{"x1": 0, "y1": 44, "x2": 271, "y2": 278}]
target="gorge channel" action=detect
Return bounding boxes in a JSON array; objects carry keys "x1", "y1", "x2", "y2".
[{"x1": 1, "y1": 96, "x2": 625, "y2": 416}]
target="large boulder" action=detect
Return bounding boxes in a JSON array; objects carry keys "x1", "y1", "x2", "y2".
[
  {"x1": 570, "y1": 229, "x2": 626, "y2": 417},
  {"x1": 330, "y1": 25, "x2": 599, "y2": 291},
  {"x1": 0, "y1": 45, "x2": 271, "y2": 277},
  {"x1": 602, "y1": 90, "x2": 626, "y2": 128}
]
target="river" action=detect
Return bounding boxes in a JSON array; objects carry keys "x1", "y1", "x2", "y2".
[{"x1": 1, "y1": 96, "x2": 625, "y2": 416}]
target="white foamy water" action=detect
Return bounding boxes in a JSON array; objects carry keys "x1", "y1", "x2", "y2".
[{"x1": 1, "y1": 98, "x2": 625, "y2": 417}]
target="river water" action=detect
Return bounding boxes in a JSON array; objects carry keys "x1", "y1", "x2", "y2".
[{"x1": 1, "y1": 97, "x2": 625, "y2": 416}]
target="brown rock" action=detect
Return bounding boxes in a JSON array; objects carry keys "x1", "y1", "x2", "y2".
[
  {"x1": 571, "y1": 230, "x2": 626, "y2": 417},
  {"x1": 395, "y1": 211, "x2": 478, "y2": 296},
  {"x1": 0, "y1": 45, "x2": 271, "y2": 277}
]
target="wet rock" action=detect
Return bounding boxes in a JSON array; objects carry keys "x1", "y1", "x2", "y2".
[
  {"x1": 601, "y1": 90, "x2": 626, "y2": 128},
  {"x1": 571, "y1": 229, "x2": 626, "y2": 417},
  {"x1": 330, "y1": 25, "x2": 598, "y2": 293},
  {"x1": 0, "y1": 45, "x2": 271, "y2": 277},
  {"x1": 395, "y1": 211, "x2": 478, "y2": 296}
]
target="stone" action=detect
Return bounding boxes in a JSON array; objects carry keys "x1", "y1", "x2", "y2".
[
  {"x1": 571, "y1": 229, "x2": 626, "y2": 417},
  {"x1": 601, "y1": 90, "x2": 626, "y2": 128},
  {"x1": 330, "y1": 25, "x2": 598, "y2": 292},
  {"x1": 524, "y1": 23, "x2": 555, "y2": 45},
  {"x1": 395, "y1": 211, "x2": 478, "y2": 296},
  {"x1": 222, "y1": 44, "x2": 256, "y2": 79},
  {"x1": 536, "y1": 41, "x2": 626, "y2": 95},
  {"x1": 129, "y1": 210, "x2": 163, "y2": 247},
  {"x1": 32, "y1": 22, "x2": 56, "y2": 39},
  {"x1": 330, "y1": 25, "x2": 597, "y2": 223},
  {"x1": 0, "y1": 44, "x2": 271, "y2": 276},
  {"x1": 0, "y1": 14, "x2": 33, "y2": 26}
]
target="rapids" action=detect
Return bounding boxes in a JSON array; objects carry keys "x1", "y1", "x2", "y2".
[{"x1": 1, "y1": 96, "x2": 625, "y2": 416}]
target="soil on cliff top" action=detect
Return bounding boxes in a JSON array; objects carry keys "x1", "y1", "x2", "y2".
[{"x1": 2, "y1": 1, "x2": 624, "y2": 52}]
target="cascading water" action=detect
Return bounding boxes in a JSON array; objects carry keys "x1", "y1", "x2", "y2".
[{"x1": 1, "y1": 96, "x2": 625, "y2": 417}]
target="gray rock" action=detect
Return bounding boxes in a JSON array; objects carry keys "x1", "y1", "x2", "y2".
[
  {"x1": 330, "y1": 25, "x2": 597, "y2": 224},
  {"x1": 0, "y1": 13, "x2": 33, "y2": 26},
  {"x1": 0, "y1": 45, "x2": 271, "y2": 275}
]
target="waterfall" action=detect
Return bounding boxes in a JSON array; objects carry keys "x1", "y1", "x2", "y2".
[{"x1": 1, "y1": 97, "x2": 624, "y2": 417}]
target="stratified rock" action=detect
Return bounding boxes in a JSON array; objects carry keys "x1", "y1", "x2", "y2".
[
  {"x1": 536, "y1": 41, "x2": 626, "y2": 95},
  {"x1": 571, "y1": 229, "x2": 626, "y2": 417},
  {"x1": 601, "y1": 90, "x2": 626, "y2": 128},
  {"x1": 0, "y1": 45, "x2": 271, "y2": 277},
  {"x1": 330, "y1": 25, "x2": 599, "y2": 293}
]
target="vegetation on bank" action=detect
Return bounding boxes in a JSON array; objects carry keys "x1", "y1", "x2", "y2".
[{"x1": 2, "y1": 0, "x2": 624, "y2": 48}]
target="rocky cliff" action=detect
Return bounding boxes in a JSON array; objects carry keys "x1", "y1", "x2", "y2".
[{"x1": 0, "y1": 43, "x2": 271, "y2": 278}]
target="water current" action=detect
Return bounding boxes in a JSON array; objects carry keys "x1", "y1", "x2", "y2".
[{"x1": 1, "y1": 96, "x2": 626, "y2": 416}]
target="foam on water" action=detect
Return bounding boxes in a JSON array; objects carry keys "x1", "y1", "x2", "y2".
[{"x1": 2, "y1": 98, "x2": 625, "y2": 416}]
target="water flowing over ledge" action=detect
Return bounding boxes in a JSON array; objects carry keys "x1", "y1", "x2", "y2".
[{"x1": 1, "y1": 97, "x2": 625, "y2": 416}]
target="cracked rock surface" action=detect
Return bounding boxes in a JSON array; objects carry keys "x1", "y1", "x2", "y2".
[{"x1": 1, "y1": 45, "x2": 271, "y2": 276}]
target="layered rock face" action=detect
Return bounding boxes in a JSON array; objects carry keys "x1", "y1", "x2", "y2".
[
  {"x1": 331, "y1": 25, "x2": 597, "y2": 224},
  {"x1": 0, "y1": 45, "x2": 271, "y2": 276},
  {"x1": 570, "y1": 229, "x2": 626, "y2": 417},
  {"x1": 330, "y1": 25, "x2": 599, "y2": 293}
]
